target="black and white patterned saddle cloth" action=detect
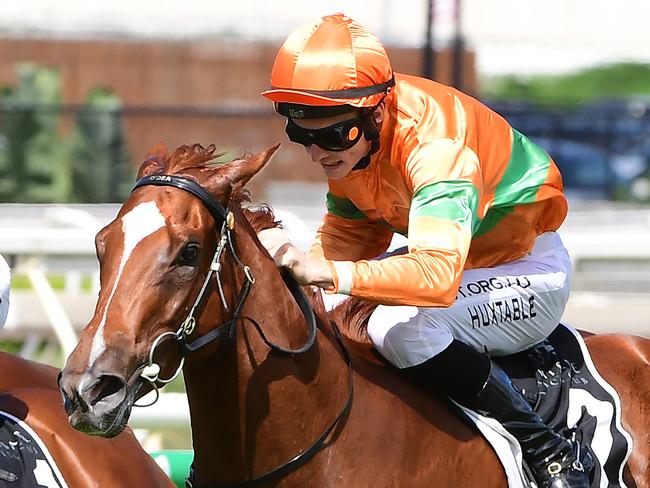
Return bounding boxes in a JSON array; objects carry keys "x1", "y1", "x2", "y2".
[
  {"x1": 456, "y1": 323, "x2": 633, "y2": 488},
  {"x1": 0, "y1": 411, "x2": 67, "y2": 487}
]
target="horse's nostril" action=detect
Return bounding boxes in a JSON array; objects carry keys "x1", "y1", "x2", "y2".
[
  {"x1": 89, "y1": 375, "x2": 126, "y2": 407},
  {"x1": 61, "y1": 388, "x2": 76, "y2": 415}
]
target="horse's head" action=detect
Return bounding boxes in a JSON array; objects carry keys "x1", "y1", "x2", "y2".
[{"x1": 58, "y1": 142, "x2": 279, "y2": 437}]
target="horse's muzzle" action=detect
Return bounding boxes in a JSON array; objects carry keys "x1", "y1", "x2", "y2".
[{"x1": 59, "y1": 368, "x2": 132, "y2": 437}]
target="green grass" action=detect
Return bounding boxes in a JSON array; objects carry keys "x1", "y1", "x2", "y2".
[
  {"x1": 0, "y1": 340, "x2": 24, "y2": 355},
  {"x1": 0, "y1": 339, "x2": 66, "y2": 367},
  {"x1": 11, "y1": 274, "x2": 95, "y2": 291},
  {"x1": 164, "y1": 374, "x2": 187, "y2": 393},
  {"x1": 158, "y1": 428, "x2": 193, "y2": 450}
]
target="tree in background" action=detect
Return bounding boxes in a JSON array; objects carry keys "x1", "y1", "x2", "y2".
[
  {"x1": 68, "y1": 88, "x2": 132, "y2": 203},
  {"x1": 0, "y1": 64, "x2": 130, "y2": 203},
  {"x1": 0, "y1": 64, "x2": 69, "y2": 202},
  {"x1": 481, "y1": 63, "x2": 650, "y2": 107}
]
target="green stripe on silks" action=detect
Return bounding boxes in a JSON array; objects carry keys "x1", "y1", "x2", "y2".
[
  {"x1": 149, "y1": 450, "x2": 193, "y2": 488},
  {"x1": 493, "y1": 129, "x2": 551, "y2": 207},
  {"x1": 326, "y1": 192, "x2": 367, "y2": 220},
  {"x1": 474, "y1": 129, "x2": 552, "y2": 236},
  {"x1": 410, "y1": 180, "x2": 480, "y2": 233},
  {"x1": 474, "y1": 205, "x2": 516, "y2": 237}
]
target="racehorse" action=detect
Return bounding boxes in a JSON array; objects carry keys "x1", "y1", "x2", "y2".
[
  {"x1": 0, "y1": 351, "x2": 175, "y2": 487},
  {"x1": 58, "y1": 142, "x2": 650, "y2": 487}
]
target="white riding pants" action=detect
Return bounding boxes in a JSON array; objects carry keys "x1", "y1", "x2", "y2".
[{"x1": 322, "y1": 232, "x2": 572, "y2": 369}]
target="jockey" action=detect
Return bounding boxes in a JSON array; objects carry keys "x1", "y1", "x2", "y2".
[
  {"x1": 259, "y1": 13, "x2": 589, "y2": 488},
  {"x1": 0, "y1": 254, "x2": 10, "y2": 328}
]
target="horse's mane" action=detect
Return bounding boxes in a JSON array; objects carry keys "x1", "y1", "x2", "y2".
[
  {"x1": 149, "y1": 144, "x2": 274, "y2": 229},
  {"x1": 239, "y1": 200, "x2": 377, "y2": 345},
  {"x1": 240, "y1": 199, "x2": 280, "y2": 234},
  {"x1": 159, "y1": 143, "x2": 377, "y2": 344},
  {"x1": 327, "y1": 298, "x2": 378, "y2": 344},
  {"x1": 237, "y1": 182, "x2": 377, "y2": 344},
  {"x1": 167, "y1": 143, "x2": 223, "y2": 172}
]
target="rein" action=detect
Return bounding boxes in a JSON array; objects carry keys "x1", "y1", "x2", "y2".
[{"x1": 131, "y1": 174, "x2": 354, "y2": 488}]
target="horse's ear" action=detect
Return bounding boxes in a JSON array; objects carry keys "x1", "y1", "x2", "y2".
[
  {"x1": 224, "y1": 144, "x2": 281, "y2": 191},
  {"x1": 137, "y1": 142, "x2": 170, "y2": 179}
]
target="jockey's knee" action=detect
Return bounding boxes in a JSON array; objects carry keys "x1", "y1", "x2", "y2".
[{"x1": 367, "y1": 305, "x2": 453, "y2": 369}]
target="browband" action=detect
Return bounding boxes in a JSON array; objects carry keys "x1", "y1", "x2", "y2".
[{"x1": 132, "y1": 175, "x2": 228, "y2": 222}]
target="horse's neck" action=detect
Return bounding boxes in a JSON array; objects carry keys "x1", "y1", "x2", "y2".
[{"x1": 184, "y1": 218, "x2": 347, "y2": 484}]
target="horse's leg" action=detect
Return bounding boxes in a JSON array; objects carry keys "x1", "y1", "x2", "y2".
[{"x1": 585, "y1": 334, "x2": 650, "y2": 488}]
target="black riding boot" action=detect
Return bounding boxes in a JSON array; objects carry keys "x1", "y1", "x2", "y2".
[{"x1": 404, "y1": 340, "x2": 591, "y2": 488}]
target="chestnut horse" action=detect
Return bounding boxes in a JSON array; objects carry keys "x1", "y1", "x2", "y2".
[
  {"x1": 59, "y1": 143, "x2": 650, "y2": 487},
  {"x1": 0, "y1": 351, "x2": 174, "y2": 487}
]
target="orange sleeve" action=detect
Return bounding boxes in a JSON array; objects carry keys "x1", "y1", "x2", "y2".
[
  {"x1": 329, "y1": 140, "x2": 481, "y2": 306},
  {"x1": 309, "y1": 212, "x2": 393, "y2": 262}
]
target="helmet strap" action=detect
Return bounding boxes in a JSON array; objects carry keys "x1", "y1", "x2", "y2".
[
  {"x1": 352, "y1": 100, "x2": 384, "y2": 170},
  {"x1": 352, "y1": 154, "x2": 371, "y2": 170}
]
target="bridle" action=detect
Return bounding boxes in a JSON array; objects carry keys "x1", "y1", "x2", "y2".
[
  {"x1": 132, "y1": 174, "x2": 319, "y2": 386},
  {"x1": 131, "y1": 174, "x2": 354, "y2": 488}
]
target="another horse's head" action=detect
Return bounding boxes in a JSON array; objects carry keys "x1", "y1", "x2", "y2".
[{"x1": 58, "y1": 142, "x2": 279, "y2": 437}]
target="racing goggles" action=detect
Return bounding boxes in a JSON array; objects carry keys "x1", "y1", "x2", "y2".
[{"x1": 285, "y1": 116, "x2": 365, "y2": 151}]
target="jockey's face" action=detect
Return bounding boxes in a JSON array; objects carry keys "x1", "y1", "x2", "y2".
[{"x1": 291, "y1": 107, "x2": 383, "y2": 180}]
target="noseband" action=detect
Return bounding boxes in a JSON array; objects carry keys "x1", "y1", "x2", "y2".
[{"x1": 130, "y1": 174, "x2": 353, "y2": 488}]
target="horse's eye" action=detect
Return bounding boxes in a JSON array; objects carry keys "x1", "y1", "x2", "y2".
[{"x1": 180, "y1": 243, "x2": 200, "y2": 264}]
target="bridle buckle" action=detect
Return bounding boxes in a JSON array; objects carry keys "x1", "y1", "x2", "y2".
[
  {"x1": 244, "y1": 265, "x2": 255, "y2": 284},
  {"x1": 182, "y1": 316, "x2": 197, "y2": 336}
]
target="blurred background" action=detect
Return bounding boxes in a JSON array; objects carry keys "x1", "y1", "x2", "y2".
[{"x1": 1, "y1": 1, "x2": 649, "y2": 485}]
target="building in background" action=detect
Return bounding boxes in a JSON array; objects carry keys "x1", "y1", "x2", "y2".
[
  {"x1": 0, "y1": 2, "x2": 477, "y2": 199},
  {"x1": 1, "y1": 1, "x2": 649, "y2": 202}
]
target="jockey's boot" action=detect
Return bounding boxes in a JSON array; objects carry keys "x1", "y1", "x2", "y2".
[
  {"x1": 404, "y1": 339, "x2": 591, "y2": 488},
  {"x1": 467, "y1": 362, "x2": 591, "y2": 488}
]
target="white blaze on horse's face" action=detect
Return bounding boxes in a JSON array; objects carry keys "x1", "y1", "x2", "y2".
[{"x1": 88, "y1": 201, "x2": 166, "y2": 369}]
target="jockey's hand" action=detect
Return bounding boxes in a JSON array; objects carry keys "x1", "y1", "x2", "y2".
[
  {"x1": 257, "y1": 228, "x2": 333, "y2": 289},
  {"x1": 257, "y1": 227, "x2": 292, "y2": 262}
]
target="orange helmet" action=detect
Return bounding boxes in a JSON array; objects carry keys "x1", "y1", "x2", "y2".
[{"x1": 261, "y1": 13, "x2": 395, "y2": 111}]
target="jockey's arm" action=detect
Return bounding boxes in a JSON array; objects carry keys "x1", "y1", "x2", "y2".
[
  {"x1": 308, "y1": 211, "x2": 394, "y2": 262},
  {"x1": 325, "y1": 140, "x2": 482, "y2": 306},
  {"x1": 258, "y1": 211, "x2": 392, "y2": 289},
  {"x1": 259, "y1": 140, "x2": 482, "y2": 305}
]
